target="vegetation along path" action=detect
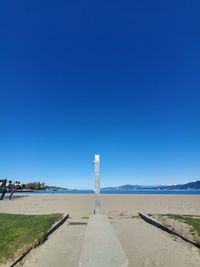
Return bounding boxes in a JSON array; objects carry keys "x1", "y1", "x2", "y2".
[{"x1": 0, "y1": 213, "x2": 62, "y2": 265}]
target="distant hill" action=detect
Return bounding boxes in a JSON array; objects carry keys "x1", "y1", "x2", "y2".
[
  {"x1": 158, "y1": 180, "x2": 200, "y2": 190},
  {"x1": 102, "y1": 181, "x2": 200, "y2": 190},
  {"x1": 102, "y1": 184, "x2": 158, "y2": 190}
]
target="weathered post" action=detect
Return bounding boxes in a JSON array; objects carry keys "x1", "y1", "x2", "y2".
[{"x1": 94, "y1": 155, "x2": 100, "y2": 214}]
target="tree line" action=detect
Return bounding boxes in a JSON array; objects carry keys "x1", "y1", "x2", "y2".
[{"x1": 6, "y1": 180, "x2": 47, "y2": 190}]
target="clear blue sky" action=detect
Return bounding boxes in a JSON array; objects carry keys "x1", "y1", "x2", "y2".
[{"x1": 0, "y1": 1, "x2": 200, "y2": 188}]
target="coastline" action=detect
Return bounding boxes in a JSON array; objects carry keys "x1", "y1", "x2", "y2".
[{"x1": 16, "y1": 189, "x2": 200, "y2": 195}]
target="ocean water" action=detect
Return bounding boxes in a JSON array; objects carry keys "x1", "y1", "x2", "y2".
[{"x1": 15, "y1": 189, "x2": 200, "y2": 195}]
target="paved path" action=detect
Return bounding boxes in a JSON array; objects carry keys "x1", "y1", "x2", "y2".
[
  {"x1": 17, "y1": 220, "x2": 87, "y2": 267},
  {"x1": 112, "y1": 218, "x2": 200, "y2": 267},
  {"x1": 15, "y1": 216, "x2": 200, "y2": 267},
  {"x1": 79, "y1": 214, "x2": 128, "y2": 267}
]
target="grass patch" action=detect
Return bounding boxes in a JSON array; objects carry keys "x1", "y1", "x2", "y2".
[
  {"x1": 132, "y1": 215, "x2": 139, "y2": 219},
  {"x1": 0, "y1": 213, "x2": 62, "y2": 264},
  {"x1": 162, "y1": 214, "x2": 200, "y2": 238}
]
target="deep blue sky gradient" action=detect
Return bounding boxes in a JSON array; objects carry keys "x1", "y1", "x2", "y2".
[{"x1": 0, "y1": 1, "x2": 200, "y2": 188}]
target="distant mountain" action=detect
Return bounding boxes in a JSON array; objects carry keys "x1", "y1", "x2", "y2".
[
  {"x1": 102, "y1": 181, "x2": 200, "y2": 190},
  {"x1": 158, "y1": 180, "x2": 200, "y2": 190},
  {"x1": 102, "y1": 184, "x2": 158, "y2": 190}
]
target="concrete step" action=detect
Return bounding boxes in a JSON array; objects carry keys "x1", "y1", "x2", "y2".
[{"x1": 79, "y1": 214, "x2": 128, "y2": 267}]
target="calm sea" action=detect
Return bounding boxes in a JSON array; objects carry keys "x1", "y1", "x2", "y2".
[{"x1": 16, "y1": 189, "x2": 200, "y2": 195}]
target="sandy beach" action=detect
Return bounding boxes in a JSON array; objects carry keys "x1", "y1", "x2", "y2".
[
  {"x1": 1, "y1": 194, "x2": 200, "y2": 267},
  {"x1": 1, "y1": 194, "x2": 200, "y2": 217}
]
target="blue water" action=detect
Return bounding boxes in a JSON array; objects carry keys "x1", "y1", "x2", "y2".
[{"x1": 15, "y1": 189, "x2": 200, "y2": 195}]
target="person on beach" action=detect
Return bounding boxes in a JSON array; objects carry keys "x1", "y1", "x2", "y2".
[
  {"x1": 9, "y1": 187, "x2": 16, "y2": 200},
  {"x1": 0, "y1": 179, "x2": 7, "y2": 200},
  {"x1": 0, "y1": 186, "x2": 7, "y2": 200}
]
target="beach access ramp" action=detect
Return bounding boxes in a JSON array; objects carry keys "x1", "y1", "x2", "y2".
[{"x1": 79, "y1": 214, "x2": 128, "y2": 267}]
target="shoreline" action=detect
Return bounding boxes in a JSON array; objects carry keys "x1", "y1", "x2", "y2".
[{"x1": 14, "y1": 189, "x2": 200, "y2": 196}]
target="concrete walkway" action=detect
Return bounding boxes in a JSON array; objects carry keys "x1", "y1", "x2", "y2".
[
  {"x1": 79, "y1": 214, "x2": 128, "y2": 267},
  {"x1": 13, "y1": 216, "x2": 200, "y2": 267},
  {"x1": 16, "y1": 219, "x2": 87, "y2": 267}
]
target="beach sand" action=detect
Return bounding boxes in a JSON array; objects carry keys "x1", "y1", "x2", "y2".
[
  {"x1": 1, "y1": 194, "x2": 200, "y2": 217},
  {"x1": 1, "y1": 194, "x2": 200, "y2": 267}
]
